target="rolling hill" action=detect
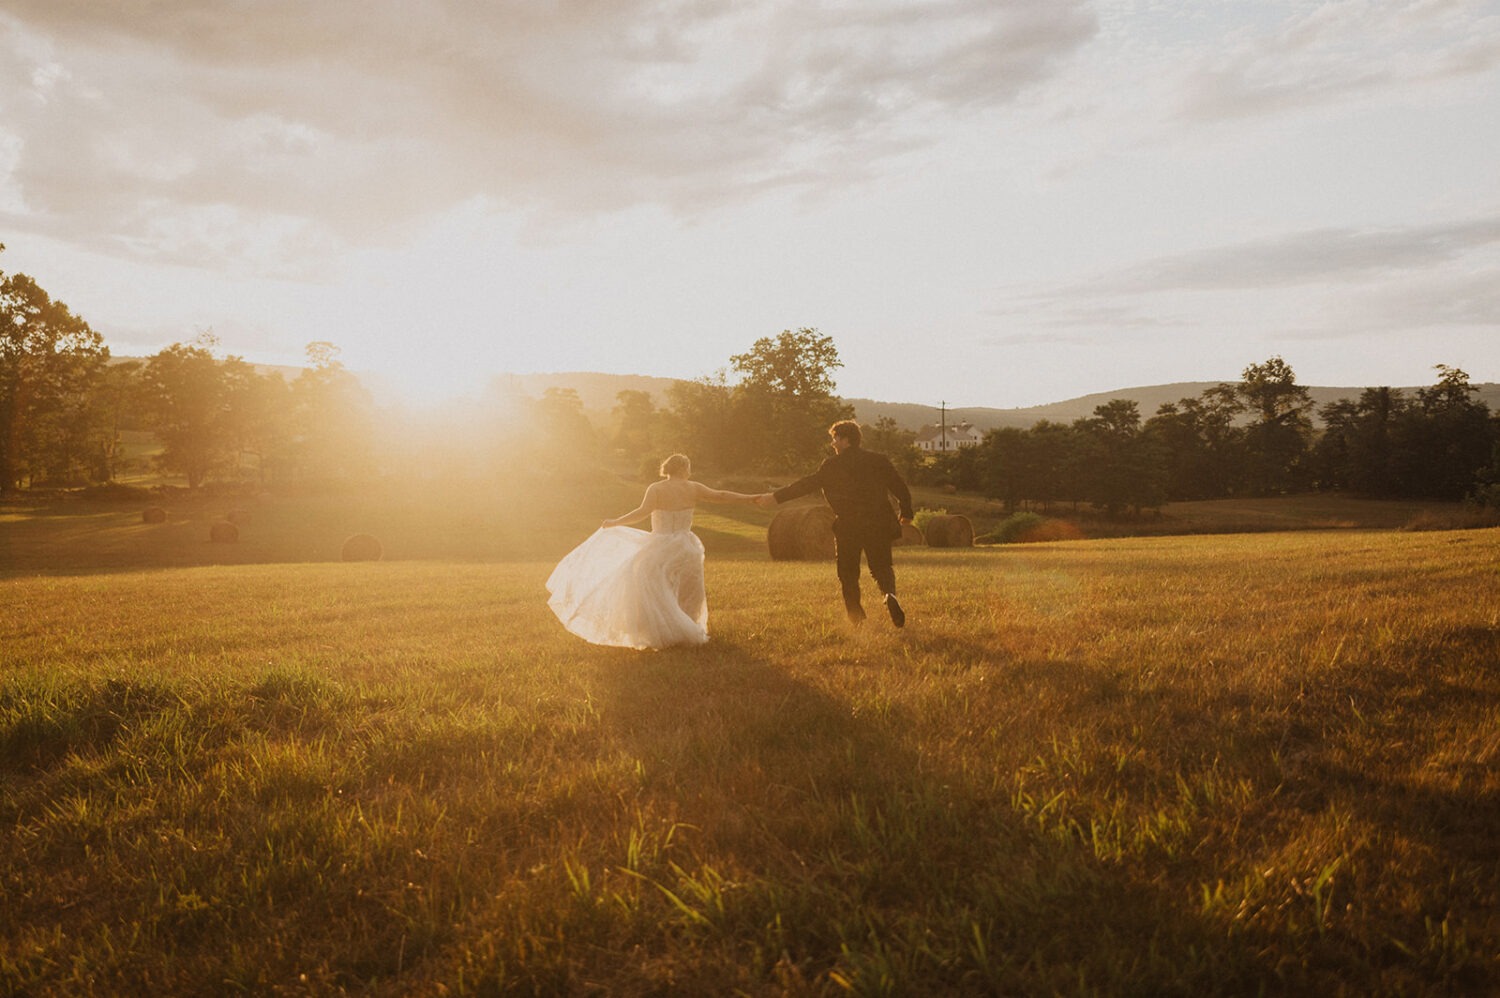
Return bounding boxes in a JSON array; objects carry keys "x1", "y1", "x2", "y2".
[{"x1": 488, "y1": 371, "x2": 1500, "y2": 431}]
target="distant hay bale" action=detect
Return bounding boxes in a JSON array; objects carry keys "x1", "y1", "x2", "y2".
[
  {"x1": 341, "y1": 533, "x2": 384, "y2": 562},
  {"x1": 209, "y1": 520, "x2": 239, "y2": 543},
  {"x1": 226, "y1": 508, "x2": 251, "y2": 525},
  {"x1": 924, "y1": 514, "x2": 973, "y2": 548},
  {"x1": 767, "y1": 505, "x2": 837, "y2": 561},
  {"x1": 141, "y1": 506, "x2": 167, "y2": 524},
  {"x1": 894, "y1": 522, "x2": 925, "y2": 547}
]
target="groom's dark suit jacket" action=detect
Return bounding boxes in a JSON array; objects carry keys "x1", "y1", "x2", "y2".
[{"x1": 773, "y1": 445, "x2": 914, "y2": 539}]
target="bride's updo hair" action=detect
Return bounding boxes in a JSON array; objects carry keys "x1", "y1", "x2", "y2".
[{"x1": 659, "y1": 453, "x2": 691, "y2": 477}]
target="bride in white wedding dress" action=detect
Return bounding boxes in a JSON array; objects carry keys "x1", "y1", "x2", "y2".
[{"x1": 546, "y1": 454, "x2": 765, "y2": 650}]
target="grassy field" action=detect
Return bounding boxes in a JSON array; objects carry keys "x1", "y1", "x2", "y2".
[{"x1": 2, "y1": 490, "x2": 1499, "y2": 995}]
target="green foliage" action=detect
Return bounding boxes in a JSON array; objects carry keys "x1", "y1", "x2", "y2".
[
  {"x1": 284, "y1": 341, "x2": 377, "y2": 485},
  {"x1": 911, "y1": 507, "x2": 947, "y2": 535},
  {"x1": 979, "y1": 511, "x2": 1046, "y2": 543},
  {"x1": 1315, "y1": 368, "x2": 1495, "y2": 501},
  {"x1": 739, "y1": 332, "x2": 853, "y2": 472},
  {"x1": 978, "y1": 403, "x2": 1167, "y2": 515},
  {"x1": 0, "y1": 264, "x2": 109, "y2": 489},
  {"x1": 1238, "y1": 356, "x2": 1315, "y2": 495},
  {"x1": 139, "y1": 337, "x2": 256, "y2": 488}
]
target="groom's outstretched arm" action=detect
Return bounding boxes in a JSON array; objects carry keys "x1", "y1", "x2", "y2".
[{"x1": 771, "y1": 460, "x2": 831, "y2": 506}]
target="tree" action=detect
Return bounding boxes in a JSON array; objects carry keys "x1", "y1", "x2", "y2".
[
  {"x1": 96, "y1": 360, "x2": 146, "y2": 482},
  {"x1": 1071, "y1": 400, "x2": 1166, "y2": 514},
  {"x1": 139, "y1": 335, "x2": 255, "y2": 488},
  {"x1": 1144, "y1": 384, "x2": 1245, "y2": 501},
  {"x1": 1238, "y1": 357, "x2": 1313, "y2": 495},
  {"x1": 728, "y1": 328, "x2": 853, "y2": 470},
  {"x1": 1312, "y1": 397, "x2": 1359, "y2": 492},
  {"x1": 0, "y1": 262, "x2": 109, "y2": 490},
  {"x1": 523, "y1": 386, "x2": 598, "y2": 480},
  {"x1": 864, "y1": 416, "x2": 920, "y2": 477},
  {"x1": 1314, "y1": 387, "x2": 1407, "y2": 495},
  {"x1": 1395, "y1": 365, "x2": 1493, "y2": 500},
  {"x1": 662, "y1": 372, "x2": 741, "y2": 470},
  {"x1": 287, "y1": 341, "x2": 376, "y2": 485},
  {"x1": 730, "y1": 328, "x2": 843, "y2": 399},
  {"x1": 611, "y1": 389, "x2": 658, "y2": 460}
]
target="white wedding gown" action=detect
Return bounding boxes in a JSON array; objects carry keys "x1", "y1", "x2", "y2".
[{"x1": 546, "y1": 507, "x2": 709, "y2": 650}]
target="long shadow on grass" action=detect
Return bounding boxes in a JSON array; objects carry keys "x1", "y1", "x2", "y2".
[{"x1": 583, "y1": 639, "x2": 1284, "y2": 995}]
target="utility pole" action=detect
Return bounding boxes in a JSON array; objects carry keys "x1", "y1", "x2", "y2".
[{"x1": 940, "y1": 400, "x2": 948, "y2": 452}]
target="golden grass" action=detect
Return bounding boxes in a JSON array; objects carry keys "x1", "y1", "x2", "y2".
[{"x1": 2, "y1": 507, "x2": 1498, "y2": 994}]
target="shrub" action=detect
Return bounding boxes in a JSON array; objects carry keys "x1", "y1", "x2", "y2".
[
  {"x1": 980, "y1": 511, "x2": 1045, "y2": 544},
  {"x1": 1402, "y1": 506, "x2": 1500, "y2": 532},
  {"x1": 912, "y1": 507, "x2": 948, "y2": 535},
  {"x1": 208, "y1": 521, "x2": 239, "y2": 543},
  {"x1": 977, "y1": 512, "x2": 1086, "y2": 544}
]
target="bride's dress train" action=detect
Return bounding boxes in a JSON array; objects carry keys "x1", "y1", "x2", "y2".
[{"x1": 546, "y1": 508, "x2": 708, "y2": 650}]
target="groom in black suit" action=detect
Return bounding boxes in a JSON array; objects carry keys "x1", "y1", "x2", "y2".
[{"x1": 761, "y1": 420, "x2": 915, "y2": 626}]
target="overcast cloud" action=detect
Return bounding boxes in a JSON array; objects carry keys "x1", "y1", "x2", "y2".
[
  {"x1": 1, "y1": 1, "x2": 1096, "y2": 268},
  {"x1": 0, "y1": 0, "x2": 1495, "y2": 407}
]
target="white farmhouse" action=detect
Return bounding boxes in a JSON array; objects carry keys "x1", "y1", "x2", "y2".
[{"x1": 914, "y1": 421, "x2": 982, "y2": 452}]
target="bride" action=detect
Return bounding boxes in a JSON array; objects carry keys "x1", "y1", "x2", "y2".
[{"x1": 546, "y1": 454, "x2": 764, "y2": 650}]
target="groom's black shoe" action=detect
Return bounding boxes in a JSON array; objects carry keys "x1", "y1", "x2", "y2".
[{"x1": 884, "y1": 593, "x2": 905, "y2": 628}]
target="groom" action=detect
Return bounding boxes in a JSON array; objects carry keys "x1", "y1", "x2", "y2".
[{"x1": 758, "y1": 420, "x2": 915, "y2": 627}]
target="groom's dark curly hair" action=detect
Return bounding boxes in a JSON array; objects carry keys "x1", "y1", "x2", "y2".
[{"x1": 829, "y1": 420, "x2": 862, "y2": 446}]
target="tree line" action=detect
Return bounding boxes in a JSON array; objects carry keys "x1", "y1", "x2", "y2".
[
  {"x1": 933, "y1": 358, "x2": 1499, "y2": 514},
  {"x1": 5, "y1": 253, "x2": 1496, "y2": 505},
  {"x1": 1, "y1": 254, "x2": 857, "y2": 490}
]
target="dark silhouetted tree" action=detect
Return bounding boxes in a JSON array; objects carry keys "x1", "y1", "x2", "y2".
[
  {"x1": 1394, "y1": 365, "x2": 1492, "y2": 500},
  {"x1": 1238, "y1": 356, "x2": 1313, "y2": 494},
  {"x1": 1145, "y1": 384, "x2": 1246, "y2": 500},
  {"x1": 0, "y1": 261, "x2": 109, "y2": 490}
]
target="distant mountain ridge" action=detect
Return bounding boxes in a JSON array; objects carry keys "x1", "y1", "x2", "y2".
[{"x1": 494, "y1": 372, "x2": 1500, "y2": 431}]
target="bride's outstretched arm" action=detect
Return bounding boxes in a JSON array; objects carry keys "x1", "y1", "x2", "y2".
[
  {"x1": 692, "y1": 482, "x2": 762, "y2": 504},
  {"x1": 603, "y1": 484, "x2": 657, "y2": 527}
]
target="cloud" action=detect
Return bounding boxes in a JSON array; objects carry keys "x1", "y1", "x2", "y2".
[
  {"x1": 1175, "y1": 0, "x2": 1500, "y2": 121},
  {"x1": 985, "y1": 213, "x2": 1500, "y2": 352},
  {"x1": 0, "y1": 1, "x2": 1096, "y2": 271},
  {"x1": 1097, "y1": 215, "x2": 1500, "y2": 294}
]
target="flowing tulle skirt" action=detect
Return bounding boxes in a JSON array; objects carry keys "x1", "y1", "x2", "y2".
[{"x1": 546, "y1": 527, "x2": 709, "y2": 650}]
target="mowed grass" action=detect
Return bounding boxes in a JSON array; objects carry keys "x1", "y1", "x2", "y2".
[{"x1": 2, "y1": 522, "x2": 1499, "y2": 994}]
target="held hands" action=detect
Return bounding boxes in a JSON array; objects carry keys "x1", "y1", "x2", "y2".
[{"x1": 753, "y1": 493, "x2": 777, "y2": 509}]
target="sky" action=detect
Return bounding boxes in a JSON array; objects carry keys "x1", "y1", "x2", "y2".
[{"x1": 1, "y1": 0, "x2": 1498, "y2": 410}]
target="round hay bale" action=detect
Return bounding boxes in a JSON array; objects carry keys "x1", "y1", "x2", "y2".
[
  {"x1": 209, "y1": 520, "x2": 239, "y2": 543},
  {"x1": 767, "y1": 505, "x2": 837, "y2": 561},
  {"x1": 341, "y1": 533, "x2": 384, "y2": 562},
  {"x1": 924, "y1": 513, "x2": 974, "y2": 548},
  {"x1": 894, "y1": 522, "x2": 925, "y2": 547},
  {"x1": 226, "y1": 508, "x2": 251, "y2": 525},
  {"x1": 141, "y1": 506, "x2": 167, "y2": 524}
]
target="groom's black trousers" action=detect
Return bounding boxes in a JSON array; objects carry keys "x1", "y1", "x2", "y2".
[{"x1": 833, "y1": 520, "x2": 896, "y2": 616}]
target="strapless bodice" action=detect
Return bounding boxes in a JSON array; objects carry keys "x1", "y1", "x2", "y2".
[{"x1": 651, "y1": 508, "x2": 694, "y2": 533}]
